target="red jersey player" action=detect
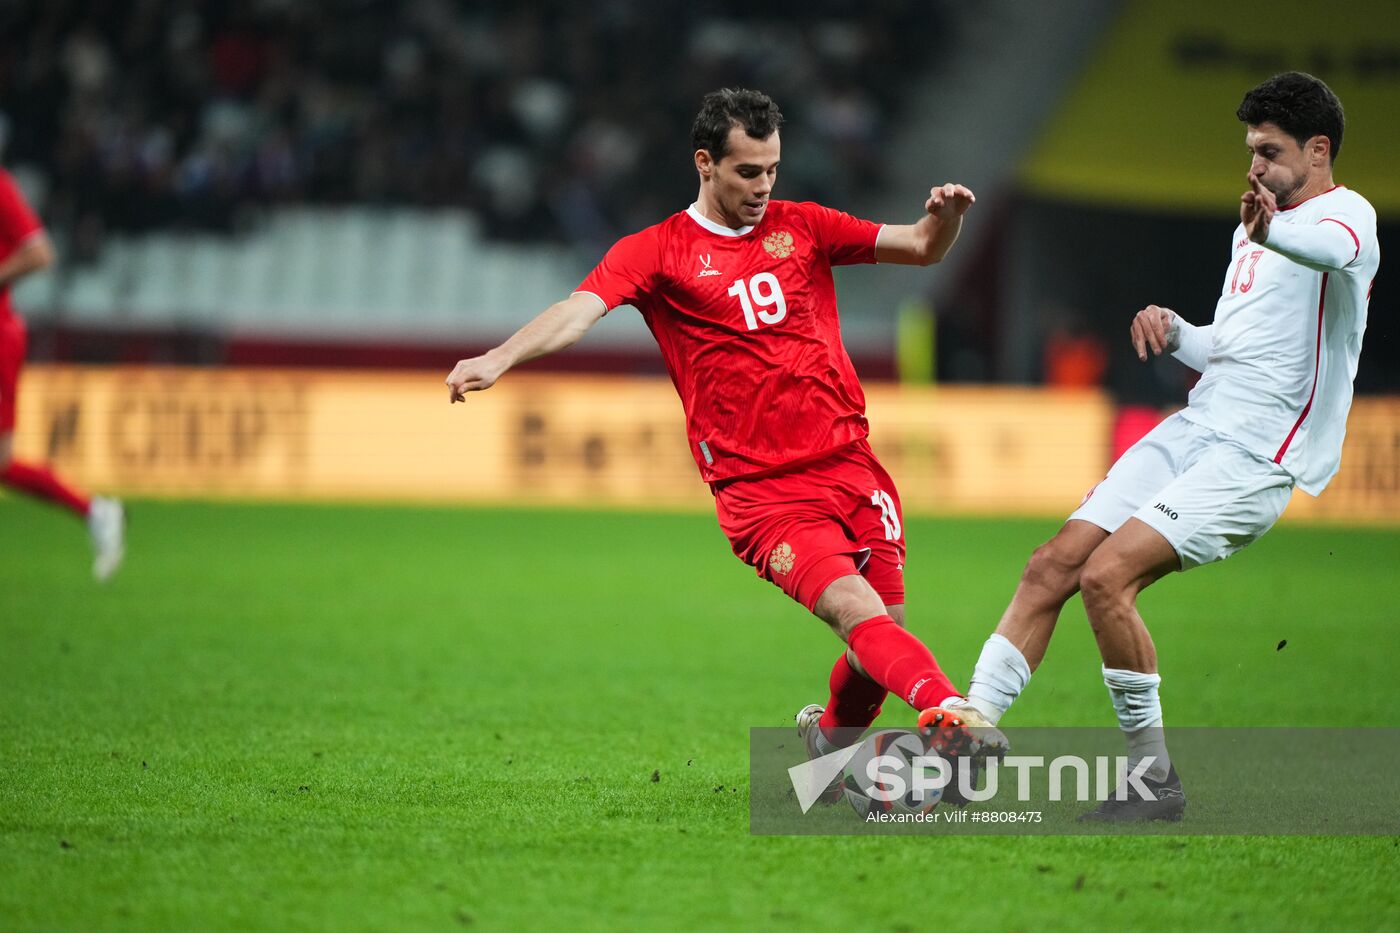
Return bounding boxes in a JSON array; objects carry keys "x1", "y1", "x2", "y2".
[
  {"x1": 445, "y1": 88, "x2": 1002, "y2": 794},
  {"x1": 0, "y1": 166, "x2": 125, "y2": 579}
]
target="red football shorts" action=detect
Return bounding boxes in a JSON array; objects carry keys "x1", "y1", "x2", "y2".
[
  {"x1": 0, "y1": 313, "x2": 25, "y2": 434},
  {"x1": 712, "y1": 438, "x2": 906, "y2": 612}
]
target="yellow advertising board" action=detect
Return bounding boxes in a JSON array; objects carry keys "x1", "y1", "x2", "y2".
[
  {"x1": 11, "y1": 366, "x2": 1398, "y2": 523},
  {"x1": 1022, "y1": 0, "x2": 1400, "y2": 213},
  {"x1": 1284, "y1": 397, "x2": 1400, "y2": 522}
]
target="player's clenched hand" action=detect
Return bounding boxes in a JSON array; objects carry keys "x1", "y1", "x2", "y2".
[
  {"x1": 1241, "y1": 173, "x2": 1276, "y2": 244},
  {"x1": 925, "y1": 183, "x2": 975, "y2": 219},
  {"x1": 1130, "y1": 305, "x2": 1180, "y2": 362},
  {"x1": 445, "y1": 354, "x2": 506, "y2": 402}
]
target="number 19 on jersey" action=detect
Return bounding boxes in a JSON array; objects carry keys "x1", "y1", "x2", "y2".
[{"x1": 728, "y1": 273, "x2": 787, "y2": 330}]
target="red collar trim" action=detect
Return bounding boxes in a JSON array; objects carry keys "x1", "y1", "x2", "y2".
[{"x1": 1280, "y1": 184, "x2": 1343, "y2": 211}]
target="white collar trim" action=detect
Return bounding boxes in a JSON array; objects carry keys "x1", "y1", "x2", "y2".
[{"x1": 686, "y1": 203, "x2": 754, "y2": 237}]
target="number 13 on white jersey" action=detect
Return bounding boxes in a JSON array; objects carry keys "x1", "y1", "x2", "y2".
[{"x1": 728, "y1": 273, "x2": 787, "y2": 330}]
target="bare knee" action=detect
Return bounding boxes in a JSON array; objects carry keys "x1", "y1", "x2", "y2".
[
  {"x1": 1079, "y1": 553, "x2": 1132, "y2": 617},
  {"x1": 0, "y1": 433, "x2": 11, "y2": 472},
  {"x1": 1021, "y1": 538, "x2": 1086, "y2": 605},
  {"x1": 814, "y1": 575, "x2": 888, "y2": 642}
]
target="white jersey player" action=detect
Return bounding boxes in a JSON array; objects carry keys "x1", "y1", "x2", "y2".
[
  {"x1": 1172, "y1": 182, "x2": 1377, "y2": 496},
  {"x1": 948, "y1": 72, "x2": 1379, "y2": 821}
]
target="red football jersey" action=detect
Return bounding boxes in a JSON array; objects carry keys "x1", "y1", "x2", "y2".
[
  {"x1": 576, "y1": 200, "x2": 883, "y2": 482},
  {"x1": 0, "y1": 168, "x2": 43, "y2": 320}
]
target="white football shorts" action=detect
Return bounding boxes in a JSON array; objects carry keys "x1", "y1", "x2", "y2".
[{"x1": 1069, "y1": 413, "x2": 1295, "y2": 570}]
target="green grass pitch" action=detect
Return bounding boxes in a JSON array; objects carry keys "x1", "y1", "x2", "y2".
[{"x1": 3, "y1": 497, "x2": 1398, "y2": 930}]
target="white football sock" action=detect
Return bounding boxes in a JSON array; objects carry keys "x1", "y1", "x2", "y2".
[
  {"x1": 963, "y1": 634, "x2": 1032, "y2": 726},
  {"x1": 1102, "y1": 666, "x2": 1171, "y2": 781}
]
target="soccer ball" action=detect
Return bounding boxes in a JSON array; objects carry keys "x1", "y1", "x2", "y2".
[{"x1": 841, "y1": 728, "x2": 946, "y2": 817}]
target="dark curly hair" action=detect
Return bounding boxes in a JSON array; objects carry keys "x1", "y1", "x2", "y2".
[
  {"x1": 1237, "y1": 72, "x2": 1345, "y2": 162},
  {"x1": 690, "y1": 88, "x2": 784, "y2": 162}
]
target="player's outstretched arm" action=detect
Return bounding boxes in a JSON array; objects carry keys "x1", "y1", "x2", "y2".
[
  {"x1": 874, "y1": 183, "x2": 975, "y2": 266},
  {"x1": 445, "y1": 292, "x2": 606, "y2": 402},
  {"x1": 1130, "y1": 304, "x2": 1211, "y2": 372}
]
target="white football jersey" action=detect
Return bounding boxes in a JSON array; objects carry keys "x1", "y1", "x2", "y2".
[{"x1": 1177, "y1": 186, "x2": 1380, "y2": 495}]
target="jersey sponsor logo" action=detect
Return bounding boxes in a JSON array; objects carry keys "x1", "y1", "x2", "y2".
[
  {"x1": 696, "y1": 253, "x2": 722, "y2": 277},
  {"x1": 762, "y1": 230, "x2": 795, "y2": 259},
  {"x1": 1153, "y1": 501, "x2": 1179, "y2": 521},
  {"x1": 769, "y1": 542, "x2": 796, "y2": 575}
]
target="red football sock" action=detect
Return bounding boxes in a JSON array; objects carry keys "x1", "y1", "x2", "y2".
[
  {"x1": 1, "y1": 460, "x2": 90, "y2": 517},
  {"x1": 819, "y1": 653, "x2": 887, "y2": 743},
  {"x1": 846, "y1": 615, "x2": 961, "y2": 712}
]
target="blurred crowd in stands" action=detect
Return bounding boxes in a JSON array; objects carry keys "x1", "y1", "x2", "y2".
[{"x1": 0, "y1": 0, "x2": 940, "y2": 258}]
